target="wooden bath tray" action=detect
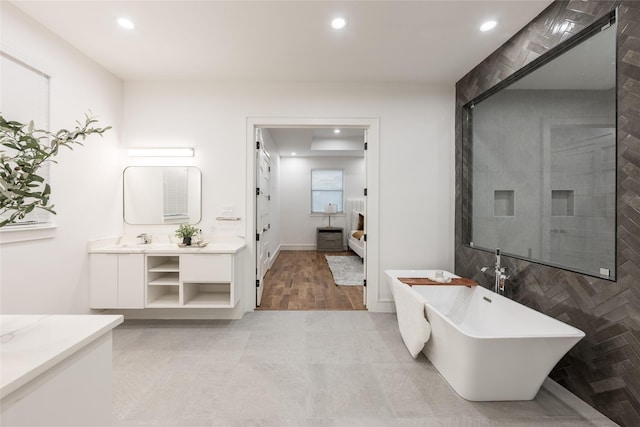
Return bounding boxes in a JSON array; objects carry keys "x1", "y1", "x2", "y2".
[{"x1": 398, "y1": 277, "x2": 478, "y2": 287}]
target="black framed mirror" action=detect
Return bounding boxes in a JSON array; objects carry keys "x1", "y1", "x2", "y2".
[{"x1": 462, "y1": 10, "x2": 617, "y2": 280}]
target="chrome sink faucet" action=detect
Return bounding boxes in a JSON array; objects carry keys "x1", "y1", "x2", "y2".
[
  {"x1": 137, "y1": 233, "x2": 151, "y2": 244},
  {"x1": 481, "y1": 248, "x2": 509, "y2": 295}
]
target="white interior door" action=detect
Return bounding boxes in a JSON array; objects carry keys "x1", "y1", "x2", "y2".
[
  {"x1": 362, "y1": 129, "x2": 368, "y2": 306},
  {"x1": 256, "y1": 128, "x2": 271, "y2": 306}
]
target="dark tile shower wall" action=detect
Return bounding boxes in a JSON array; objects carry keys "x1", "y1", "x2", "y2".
[{"x1": 454, "y1": 1, "x2": 640, "y2": 425}]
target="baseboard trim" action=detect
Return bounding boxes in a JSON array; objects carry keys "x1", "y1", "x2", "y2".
[{"x1": 280, "y1": 244, "x2": 316, "y2": 251}]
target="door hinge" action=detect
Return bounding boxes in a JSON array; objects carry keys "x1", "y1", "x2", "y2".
[
  {"x1": 256, "y1": 141, "x2": 260, "y2": 149},
  {"x1": 364, "y1": 188, "x2": 367, "y2": 196},
  {"x1": 268, "y1": 195, "x2": 271, "y2": 201},
  {"x1": 256, "y1": 187, "x2": 260, "y2": 196},
  {"x1": 364, "y1": 234, "x2": 367, "y2": 242},
  {"x1": 268, "y1": 223, "x2": 271, "y2": 230},
  {"x1": 364, "y1": 142, "x2": 368, "y2": 150},
  {"x1": 256, "y1": 233, "x2": 260, "y2": 241},
  {"x1": 363, "y1": 279, "x2": 367, "y2": 287},
  {"x1": 268, "y1": 166, "x2": 271, "y2": 172},
  {"x1": 256, "y1": 279, "x2": 260, "y2": 288}
]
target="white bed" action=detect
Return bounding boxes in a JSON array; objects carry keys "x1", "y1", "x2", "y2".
[
  {"x1": 348, "y1": 229, "x2": 365, "y2": 259},
  {"x1": 348, "y1": 210, "x2": 365, "y2": 259}
]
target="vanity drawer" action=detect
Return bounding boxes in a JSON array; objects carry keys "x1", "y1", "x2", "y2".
[{"x1": 180, "y1": 254, "x2": 232, "y2": 282}]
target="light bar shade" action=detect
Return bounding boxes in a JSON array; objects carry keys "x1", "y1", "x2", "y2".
[{"x1": 127, "y1": 148, "x2": 194, "y2": 157}]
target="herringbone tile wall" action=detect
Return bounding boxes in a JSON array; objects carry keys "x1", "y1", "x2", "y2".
[{"x1": 455, "y1": 1, "x2": 640, "y2": 425}]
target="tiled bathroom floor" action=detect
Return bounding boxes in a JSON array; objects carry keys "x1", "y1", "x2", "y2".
[{"x1": 112, "y1": 311, "x2": 618, "y2": 426}]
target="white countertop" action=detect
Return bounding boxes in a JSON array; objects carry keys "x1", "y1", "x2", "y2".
[
  {"x1": 0, "y1": 314, "x2": 123, "y2": 399},
  {"x1": 88, "y1": 236, "x2": 246, "y2": 254}
]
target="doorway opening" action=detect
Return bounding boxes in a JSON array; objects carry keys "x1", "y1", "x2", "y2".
[{"x1": 246, "y1": 118, "x2": 380, "y2": 312}]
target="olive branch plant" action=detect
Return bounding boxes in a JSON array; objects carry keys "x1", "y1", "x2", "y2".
[{"x1": 0, "y1": 113, "x2": 111, "y2": 227}]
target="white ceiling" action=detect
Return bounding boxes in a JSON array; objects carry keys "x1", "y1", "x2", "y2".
[
  {"x1": 8, "y1": 0, "x2": 554, "y2": 157},
  {"x1": 9, "y1": 0, "x2": 554, "y2": 84},
  {"x1": 267, "y1": 128, "x2": 365, "y2": 157}
]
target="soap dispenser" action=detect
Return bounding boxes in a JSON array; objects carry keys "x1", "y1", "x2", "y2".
[{"x1": 194, "y1": 229, "x2": 203, "y2": 246}]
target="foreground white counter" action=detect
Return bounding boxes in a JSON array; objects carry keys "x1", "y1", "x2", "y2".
[{"x1": 0, "y1": 315, "x2": 123, "y2": 426}]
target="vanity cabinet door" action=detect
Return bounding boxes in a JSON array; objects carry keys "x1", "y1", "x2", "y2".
[
  {"x1": 117, "y1": 254, "x2": 144, "y2": 308},
  {"x1": 180, "y1": 254, "x2": 232, "y2": 282},
  {"x1": 90, "y1": 253, "x2": 144, "y2": 309},
  {"x1": 90, "y1": 254, "x2": 118, "y2": 308}
]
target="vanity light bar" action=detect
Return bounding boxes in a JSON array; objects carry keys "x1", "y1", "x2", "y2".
[{"x1": 127, "y1": 148, "x2": 194, "y2": 157}]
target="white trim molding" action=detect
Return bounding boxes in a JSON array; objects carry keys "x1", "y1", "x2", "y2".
[{"x1": 0, "y1": 224, "x2": 57, "y2": 244}]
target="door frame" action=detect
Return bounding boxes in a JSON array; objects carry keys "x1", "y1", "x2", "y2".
[{"x1": 245, "y1": 117, "x2": 380, "y2": 311}]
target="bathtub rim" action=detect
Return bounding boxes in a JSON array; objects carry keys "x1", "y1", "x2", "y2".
[{"x1": 385, "y1": 269, "x2": 586, "y2": 341}]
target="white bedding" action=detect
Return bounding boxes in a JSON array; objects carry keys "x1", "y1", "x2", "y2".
[{"x1": 348, "y1": 230, "x2": 365, "y2": 259}]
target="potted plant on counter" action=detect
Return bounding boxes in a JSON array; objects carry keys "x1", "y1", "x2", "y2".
[{"x1": 175, "y1": 224, "x2": 198, "y2": 246}]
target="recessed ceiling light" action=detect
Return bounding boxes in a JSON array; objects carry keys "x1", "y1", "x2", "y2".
[
  {"x1": 291, "y1": 152, "x2": 296, "y2": 156},
  {"x1": 117, "y1": 17, "x2": 135, "y2": 30},
  {"x1": 480, "y1": 20, "x2": 497, "y2": 32},
  {"x1": 331, "y1": 17, "x2": 347, "y2": 30},
  {"x1": 334, "y1": 129, "x2": 341, "y2": 134}
]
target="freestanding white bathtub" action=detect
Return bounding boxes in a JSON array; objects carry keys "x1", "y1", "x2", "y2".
[{"x1": 385, "y1": 269, "x2": 585, "y2": 401}]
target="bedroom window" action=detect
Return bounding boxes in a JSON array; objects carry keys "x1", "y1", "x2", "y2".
[{"x1": 311, "y1": 169, "x2": 344, "y2": 213}]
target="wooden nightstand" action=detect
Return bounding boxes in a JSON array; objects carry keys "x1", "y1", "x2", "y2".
[{"x1": 316, "y1": 227, "x2": 343, "y2": 251}]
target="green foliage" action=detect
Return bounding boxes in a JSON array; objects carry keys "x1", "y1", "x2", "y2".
[
  {"x1": 0, "y1": 113, "x2": 111, "y2": 227},
  {"x1": 175, "y1": 224, "x2": 198, "y2": 238}
]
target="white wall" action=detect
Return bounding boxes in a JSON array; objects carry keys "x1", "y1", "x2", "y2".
[
  {"x1": 0, "y1": 3, "x2": 455, "y2": 315},
  {"x1": 0, "y1": 3, "x2": 123, "y2": 314},
  {"x1": 279, "y1": 156, "x2": 364, "y2": 249},
  {"x1": 123, "y1": 81, "x2": 455, "y2": 313}
]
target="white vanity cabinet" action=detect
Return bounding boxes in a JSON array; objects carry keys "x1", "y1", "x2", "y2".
[
  {"x1": 90, "y1": 253, "x2": 144, "y2": 309},
  {"x1": 89, "y1": 238, "x2": 246, "y2": 311}
]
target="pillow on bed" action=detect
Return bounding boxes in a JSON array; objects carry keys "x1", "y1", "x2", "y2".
[
  {"x1": 357, "y1": 213, "x2": 364, "y2": 230},
  {"x1": 351, "y1": 211, "x2": 362, "y2": 230}
]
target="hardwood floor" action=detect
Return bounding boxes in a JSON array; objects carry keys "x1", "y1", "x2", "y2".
[{"x1": 258, "y1": 250, "x2": 366, "y2": 310}]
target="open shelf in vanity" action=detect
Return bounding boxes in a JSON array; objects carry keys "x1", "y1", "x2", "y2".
[
  {"x1": 146, "y1": 256, "x2": 180, "y2": 307},
  {"x1": 144, "y1": 254, "x2": 237, "y2": 308}
]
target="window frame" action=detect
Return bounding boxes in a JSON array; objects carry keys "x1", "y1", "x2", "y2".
[{"x1": 0, "y1": 51, "x2": 56, "y2": 243}]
